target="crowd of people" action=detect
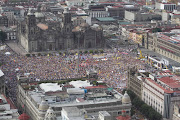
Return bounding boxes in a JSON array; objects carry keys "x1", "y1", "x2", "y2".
[{"x1": 0, "y1": 42, "x2": 153, "y2": 102}]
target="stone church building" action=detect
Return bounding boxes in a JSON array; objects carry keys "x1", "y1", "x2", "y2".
[{"x1": 17, "y1": 7, "x2": 104, "y2": 52}]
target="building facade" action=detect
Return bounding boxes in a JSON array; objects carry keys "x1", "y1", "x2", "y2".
[
  {"x1": 155, "y1": 2, "x2": 176, "y2": 11},
  {"x1": 18, "y1": 8, "x2": 104, "y2": 52},
  {"x1": 144, "y1": 32, "x2": 180, "y2": 63},
  {"x1": 16, "y1": 78, "x2": 132, "y2": 120},
  {"x1": 128, "y1": 67, "x2": 180, "y2": 119},
  {"x1": 0, "y1": 94, "x2": 19, "y2": 119},
  {"x1": 125, "y1": 11, "x2": 161, "y2": 22},
  {"x1": 127, "y1": 67, "x2": 148, "y2": 99},
  {"x1": 173, "y1": 104, "x2": 180, "y2": 120},
  {"x1": 0, "y1": 14, "x2": 8, "y2": 27}
]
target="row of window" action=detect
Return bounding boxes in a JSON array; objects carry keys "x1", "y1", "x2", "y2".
[{"x1": 158, "y1": 38, "x2": 180, "y2": 51}]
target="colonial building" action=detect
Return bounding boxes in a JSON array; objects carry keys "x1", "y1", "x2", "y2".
[
  {"x1": 144, "y1": 32, "x2": 180, "y2": 63},
  {"x1": 16, "y1": 78, "x2": 132, "y2": 120},
  {"x1": 173, "y1": 104, "x2": 180, "y2": 120},
  {"x1": 128, "y1": 67, "x2": 180, "y2": 120},
  {"x1": 0, "y1": 14, "x2": 8, "y2": 27},
  {"x1": 17, "y1": 7, "x2": 104, "y2": 52}
]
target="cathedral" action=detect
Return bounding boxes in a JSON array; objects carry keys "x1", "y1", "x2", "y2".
[{"x1": 17, "y1": 7, "x2": 104, "y2": 52}]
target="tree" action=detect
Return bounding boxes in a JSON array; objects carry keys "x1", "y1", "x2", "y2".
[
  {"x1": 123, "y1": 89, "x2": 162, "y2": 120},
  {"x1": 0, "y1": 31, "x2": 7, "y2": 43},
  {"x1": 89, "y1": 50, "x2": 93, "y2": 54},
  {"x1": 94, "y1": 50, "x2": 98, "y2": 54},
  {"x1": 26, "y1": 54, "x2": 30, "y2": 57},
  {"x1": 38, "y1": 53, "x2": 41, "y2": 56},
  {"x1": 84, "y1": 51, "x2": 88, "y2": 54},
  {"x1": 140, "y1": 104, "x2": 149, "y2": 117},
  {"x1": 132, "y1": 97, "x2": 143, "y2": 109},
  {"x1": 148, "y1": 109, "x2": 157, "y2": 120},
  {"x1": 99, "y1": 49, "x2": 104, "y2": 53},
  {"x1": 130, "y1": 107, "x2": 136, "y2": 116}
]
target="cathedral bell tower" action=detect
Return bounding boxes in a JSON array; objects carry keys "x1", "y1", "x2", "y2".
[
  {"x1": 62, "y1": 7, "x2": 71, "y2": 25},
  {"x1": 62, "y1": 7, "x2": 73, "y2": 49},
  {"x1": 26, "y1": 8, "x2": 36, "y2": 37}
]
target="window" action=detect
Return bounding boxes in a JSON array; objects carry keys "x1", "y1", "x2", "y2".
[{"x1": 118, "y1": 111, "x2": 122, "y2": 114}]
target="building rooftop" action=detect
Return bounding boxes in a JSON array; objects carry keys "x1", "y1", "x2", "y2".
[
  {"x1": 158, "y1": 76, "x2": 180, "y2": 89},
  {"x1": 39, "y1": 83, "x2": 63, "y2": 92},
  {"x1": 25, "y1": 80, "x2": 123, "y2": 109},
  {"x1": 146, "y1": 78, "x2": 173, "y2": 94},
  {"x1": 146, "y1": 70, "x2": 180, "y2": 94},
  {"x1": 96, "y1": 17, "x2": 116, "y2": 22},
  {"x1": 37, "y1": 23, "x2": 48, "y2": 30},
  {"x1": 69, "y1": 80, "x2": 92, "y2": 88},
  {"x1": 85, "y1": 85, "x2": 107, "y2": 89},
  {"x1": 99, "y1": 111, "x2": 111, "y2": 116},
  {"x1": 0, "y1": 94, "x2": 19, "y2": 119},
  {"x1": 118, "y1": 20, "x2": 131, "y2": 25},
  {"x1": 158, "y1": 33, "x2": 180, "y2": 46}
]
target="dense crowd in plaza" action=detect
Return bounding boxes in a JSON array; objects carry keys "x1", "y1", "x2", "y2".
[{"x1": 0, "y1": 41, "x2": 154, "y2": 102}]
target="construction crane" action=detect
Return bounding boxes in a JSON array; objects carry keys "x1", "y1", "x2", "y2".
[{"x1": 137, "y1": 49, "x2": 145, "y2": 60}]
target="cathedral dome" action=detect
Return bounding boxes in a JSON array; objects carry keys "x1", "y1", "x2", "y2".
[
  {"x1": 122, "y1": 91, "x2": 131, "y2": 104},
  {"x1": 38, "y1": 98, "x2": 49, "y2": 111},
  {"x1": 72, "y1": 26, "x2": 82, "y2": 32},
  {"x1": 45, "y1": 107, "x2": 56, "y2": 120},
  {"x1": 34, "y1": 12, "x2": 44, "y2": 18},
  {"x1": 80, "y1": 23, "x2": 89, "y2": 28}
]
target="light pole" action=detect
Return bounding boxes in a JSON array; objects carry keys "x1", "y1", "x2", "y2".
[{"x1": 77, "y1": 31, "x2": 80, "y2": 73}]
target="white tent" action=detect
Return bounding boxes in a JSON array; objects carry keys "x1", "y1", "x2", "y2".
[
  {"x1": 0, "y1": 70, "x2": 4, "y2": 77},
  {"x1": 5, "y1": 52, "x2": 11, "y2": 55}
]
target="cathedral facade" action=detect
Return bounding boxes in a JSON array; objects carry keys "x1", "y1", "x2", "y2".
[{"x1": 17, "y1": 8, "x2": 104, "y2": 53}]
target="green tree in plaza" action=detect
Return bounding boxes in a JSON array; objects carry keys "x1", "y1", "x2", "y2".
[
  {"x1": 89, "y1": 50, "x2": 93, "y2": 54},
  {"x1": 94, "y1": 50, "x2": 98, "y2": 54},
  {"x1": 0, "y1": 31, "x2": 7, "y2": 43},
  {"x1": 84, "y1": 51, "x2": 88, "y2": 54},
  {"x1": 99, "y1": 49, "x2": 104, "y2": 53}
]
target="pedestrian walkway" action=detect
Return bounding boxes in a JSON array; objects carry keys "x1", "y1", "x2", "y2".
[{"x1": 5, "y1": 40, "x2": 27, "y2": 55}]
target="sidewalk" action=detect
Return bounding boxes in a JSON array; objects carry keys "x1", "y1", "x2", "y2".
[{"x1": 5, "y1": 40, "x2": 27, "y2": 55}]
